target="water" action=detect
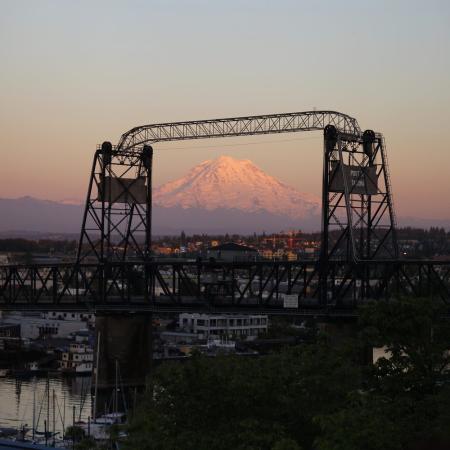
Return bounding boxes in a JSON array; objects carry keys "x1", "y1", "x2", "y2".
[
  {"x1": 0, "y1": 376, "x2": 92, "y2": 436},
  {"x1": 373, "y1": 346, "x2": 389, "y2": 363}
]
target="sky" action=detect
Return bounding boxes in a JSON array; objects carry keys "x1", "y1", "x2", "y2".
[{"x1": 0, "y1": 0, "x2": 449, "y2": 220}]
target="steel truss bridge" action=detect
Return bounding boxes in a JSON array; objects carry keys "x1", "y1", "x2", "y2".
[
  {"x1": 1, "y1": 110, "x2": 449, "y2": 315},
  {"x1": 0, "y1": 260, "x2": 449, "y2": 316}
]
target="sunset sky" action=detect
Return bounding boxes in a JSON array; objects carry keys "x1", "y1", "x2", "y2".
[{"x1": 0, "y1": 0, "x2": 449, "y2": 220}]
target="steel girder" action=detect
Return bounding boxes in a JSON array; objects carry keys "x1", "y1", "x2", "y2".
[{"x1": 117, "y1": 111, "x2": 361, "y2": 151}]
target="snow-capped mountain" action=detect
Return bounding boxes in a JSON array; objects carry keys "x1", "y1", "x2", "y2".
[
  {"x1": 1, "y1": 155, "x2": 449, "y2": 235},
  {"x1": 154, "y1": 155, "x2": 320, "y2": 220}
]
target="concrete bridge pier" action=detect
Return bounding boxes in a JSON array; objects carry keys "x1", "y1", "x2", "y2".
[{"x1": 93, "y1": 313, "x2": 153, "y2": 418}]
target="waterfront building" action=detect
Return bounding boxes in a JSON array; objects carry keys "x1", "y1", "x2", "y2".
[
  {"x1": 59, "y1": 341, "x2": 93, "y2": 375},
  {"x1": 59, "y1": 331, "x2": 94, "y2": 375},
  {"x1": 2, "y1": 312, "x2": 87, "y2": 339},
  {"x1": 179, "y1": 313, "x2": 268, "y2": 339},
  {"x1": 43, "y1": 311, "x2": 95, "y2": 326}
]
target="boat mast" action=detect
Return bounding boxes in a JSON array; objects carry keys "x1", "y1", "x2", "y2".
[
  {"x1": 46, "y1": 377, "x2": 50, "y2": 442},
  {"x1": 93, "y1": 331, "x2": 101, "y2": 420},
  {"x1": 52, "y1": 389, "x2": 56, "y2": 447},
  {"x1": 32, "y1": 379, "x2": 36, "y2": 441},
  {"x1": 114, "y1": 359, "x2": 118, "y2": 415}
]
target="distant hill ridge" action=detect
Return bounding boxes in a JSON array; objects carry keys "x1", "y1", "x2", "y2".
[
  {"x1": 0, "y1": 196, "x2": 321, "y2": 235},
  {"x1": 0, "y1": 156, "x2": 448, "y2": 236}
]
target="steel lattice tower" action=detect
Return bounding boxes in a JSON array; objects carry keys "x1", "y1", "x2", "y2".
[
  {"x1": 77, "y1": 142, "x2": 153, "y2": 262},
  {"x1": 321, "y1": 125, "x2": 398, "y2": 263}
]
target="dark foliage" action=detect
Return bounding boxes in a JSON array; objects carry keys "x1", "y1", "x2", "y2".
[
  {"x1": 125, "y1": 297, "x2": 450, "y2": 449},
  {"x1": 0, "y1": 238, "x2": 77, "y2": 254}
]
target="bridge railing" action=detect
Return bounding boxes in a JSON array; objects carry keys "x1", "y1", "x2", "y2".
[{"x1": 0, "y1": 260, "x2": 449, "y2": 312}]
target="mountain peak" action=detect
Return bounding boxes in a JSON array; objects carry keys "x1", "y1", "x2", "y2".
[
  {"x1": 216, "y1": 155, "x2": 237, "y2": 162},
  {"x1": 154, "y1": 155, "x2": 320, "y2": 219},
  {"x1": 215, "y1": 154, "x2": 252, "y2": 164},
  {"x1": 202, "y1": 155, "x2": 254, "y2": 170}
]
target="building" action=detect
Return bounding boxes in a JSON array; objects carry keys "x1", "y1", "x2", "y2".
[
  {"x1": 207, "y1": 242, "x2": 258, "y2": 262},
  {"x1": 261, "y1": 249, "x2": 273, "y2": 260},
  {"x1": 273, "y1": 248, "x2": 285, "y2": 260},
  {"x1": 2, "y1": 312, "x2": 87, "y2": 339},
  {"x1": 60, "y1": 341, "x2": 94, "y2": 374},
  {"x1": 285, "y1": 250, "x2": 298, "y2": 261},
  {"x1": 0, "y1": 324, "x2": 21, "y2": 350},
  {"x1": 43, "y1": 311, "x2": 95, "y2": 326},
  {"x1": 59, "y1": 329, "x2": 93, "y2": 374},
  {"x1": 179, "y1": 313, "x2": 268, "y2": 339}
]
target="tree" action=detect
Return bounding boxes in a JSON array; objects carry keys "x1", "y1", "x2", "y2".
[
  {"x1": 316, "y1": 297, "x2": 450, "y2": 450},
  {"x1": 125, "y1": 341, "x2": 360, "y2": 450},
  {"x1": 125, "y1": 297, "x2": 450, "y2": 450},
  {"x1": 360, "y1": 297, "x2": 450, "y2": 394}
]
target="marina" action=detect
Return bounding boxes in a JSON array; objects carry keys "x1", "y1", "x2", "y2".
[{"x1": 0, "y1": 376, "x2": 92, "y2": 440}]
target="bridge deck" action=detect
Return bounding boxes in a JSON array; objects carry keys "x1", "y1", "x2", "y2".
[{"x1": 0, "y1": 259, "x2": 448, "y2": 315}]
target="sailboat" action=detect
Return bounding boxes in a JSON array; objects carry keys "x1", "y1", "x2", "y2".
[
  {"x1": 77, "y1": 333, "x2": 127, "y2": 441},
  {"x1": 32, "y1": 378, "x2": 60, "y2": 446}
]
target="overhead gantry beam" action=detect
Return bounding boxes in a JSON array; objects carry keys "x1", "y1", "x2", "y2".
[{"x1": 117, "y1": 110, "x2": 361, "y2": 151}]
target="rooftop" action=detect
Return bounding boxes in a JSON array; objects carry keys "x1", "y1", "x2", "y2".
[{"x1": 209, "y1": 242, "x2": 257, "y2": 252}]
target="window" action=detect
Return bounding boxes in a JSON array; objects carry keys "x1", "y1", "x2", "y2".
[{"x1": 38, "y1": 326, "x2": 58, "y2": 337}]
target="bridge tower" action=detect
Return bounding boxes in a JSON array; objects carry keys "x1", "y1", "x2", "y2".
[
  {"x1": 77, "y1": 142, "x2": 153, "y2": 262},
  {"x1": 321, "y1": 125, "x2": 398, "y2": 263}
]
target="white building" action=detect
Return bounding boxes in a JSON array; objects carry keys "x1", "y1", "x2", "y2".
[
  {"x1": 60, "y1": 341, "x2": 94, "y2": 374},
  {"x1": 179, "y1": 313, "x2": 268, "y2": 339},
  {"x1": 43, "y1": 311, "x2": 95, "y2": 326},
  {"x1": 3, "y1": 312, "x2": 88, "y2": 339}
]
